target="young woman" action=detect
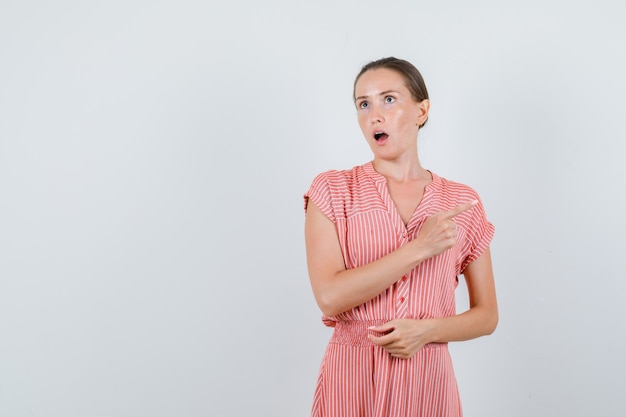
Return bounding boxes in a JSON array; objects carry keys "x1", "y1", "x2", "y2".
[{"x1": 304, "y1": 57, "x2": 498, "y2": 417}]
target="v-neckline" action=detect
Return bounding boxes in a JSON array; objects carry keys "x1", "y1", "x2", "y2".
[{"x1": 364, "y1": 161, "x2": 436, "y2": 233}]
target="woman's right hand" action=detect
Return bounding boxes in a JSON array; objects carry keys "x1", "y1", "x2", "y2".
[{"x1": 412, "y1": 200, "x2": 477, "y2": 259}]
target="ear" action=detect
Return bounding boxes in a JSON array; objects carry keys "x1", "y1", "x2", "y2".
[
  {"x1": 416, "y1": 99, "x2": 430, "y2": 126},
  {"x1": 415, "y1": 99, "x2": 430, "y2": 127}
]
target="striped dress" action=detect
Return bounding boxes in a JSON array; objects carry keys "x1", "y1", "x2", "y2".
[{"x1": 304, "y1": 161, "x2": 494, "y2": 417}]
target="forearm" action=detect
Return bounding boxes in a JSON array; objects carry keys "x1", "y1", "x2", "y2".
[
  {"x1": 427, "y1": 304, "x2": 498, "y2": 344},
  {"x1": 313, "y1": 240, "x2": 428, "y2": 317},
  {"x1": 368, "y1": 303, "x2": 498, "y2": 359},
  {"x1": 306, "y1": 199, "x2": 469, "y2": 318}
]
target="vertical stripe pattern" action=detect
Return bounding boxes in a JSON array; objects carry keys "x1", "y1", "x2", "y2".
[{"x1": 304, "y1": 161, "x2": 494, "y2": 417}]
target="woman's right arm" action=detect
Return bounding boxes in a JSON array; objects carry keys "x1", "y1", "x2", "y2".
[{"x1": 304, "y1": 200, "x2": 475, "y2": 317}]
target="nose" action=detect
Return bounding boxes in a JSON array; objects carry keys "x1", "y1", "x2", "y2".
[{"x1": 369, "y1": 104, "x2": 384, "y2": 124}]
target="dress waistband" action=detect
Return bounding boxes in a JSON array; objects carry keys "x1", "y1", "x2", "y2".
[
  {"x1": 330, "y1": 320, "x2": 387, "y2": 347},
  {"x1": 329, "y1": 320, "x2": 448, "y2": 349}
]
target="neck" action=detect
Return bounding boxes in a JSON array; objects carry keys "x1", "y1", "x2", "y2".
[{"x1": 372, "y1": 153, "x2": 429, "y2": 183}]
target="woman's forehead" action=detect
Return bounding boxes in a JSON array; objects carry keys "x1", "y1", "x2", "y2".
[{"x1": 355, "y1": 68, "x2": 409, "y2": 97}]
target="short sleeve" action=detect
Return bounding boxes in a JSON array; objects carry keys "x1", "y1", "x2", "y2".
[
  {"x1": 458, "y1": 194, "x2": 495, "y2": 273},
  {"x1": 304, "y1": 172, "x2": 336, "y2": 223}
]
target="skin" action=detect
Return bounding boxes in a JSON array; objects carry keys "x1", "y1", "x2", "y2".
[{"x1": 304, "y1": 68, "x2": 498, "y2": 359}]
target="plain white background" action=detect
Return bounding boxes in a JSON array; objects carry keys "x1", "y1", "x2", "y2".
[{"x1": 1, "y1": 1, "x2": 625, "y2": 416}]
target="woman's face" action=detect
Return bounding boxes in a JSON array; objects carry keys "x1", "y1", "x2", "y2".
[{"x1": 354, "y1": 68, "x2": 429, "y2": 161}]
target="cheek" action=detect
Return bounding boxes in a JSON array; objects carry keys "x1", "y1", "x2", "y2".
[{"x1": 397, "y1": 110, "x2": 416, "y2": 128}]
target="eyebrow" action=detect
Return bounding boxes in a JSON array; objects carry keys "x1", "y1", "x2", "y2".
[{"x1": 355, "y1": 90, "x2": 400, "y2": 101}]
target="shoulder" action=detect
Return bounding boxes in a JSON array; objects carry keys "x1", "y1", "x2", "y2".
[
  {"x1": 306, "y1": 163, "x2": 380, "y2": 219},
  {"x1": 312, "y1": 163, "x2": 366, "y2": 181},
  {"x1": 310, "y1": 163, "x2": 371, "y2": 191},
  {"x1": 430, "y1": 173, "x2": 492, "y2": 229},
  {"x1": 431, "y1": 173, "x2": 483, "y2": 207},
  {"x1": 430, "y1": 175, "x2": 496, "y2": 268}
]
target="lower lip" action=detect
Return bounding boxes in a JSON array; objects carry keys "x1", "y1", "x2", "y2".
[{"x1": 374, "y1": 136, "x2": 388, "y2": 145}]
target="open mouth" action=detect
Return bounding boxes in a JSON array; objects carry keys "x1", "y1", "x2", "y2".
[{"x1": 374, "y1": 131, "x2": 388, "y2": 141}]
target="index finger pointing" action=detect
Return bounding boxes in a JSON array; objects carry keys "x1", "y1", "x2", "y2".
[{"x1": 442, "y1": 199, "x2": 478, "y2": 220}]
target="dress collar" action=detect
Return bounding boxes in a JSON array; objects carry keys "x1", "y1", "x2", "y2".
[{"x1": 362, "y1": 160, "x2": 440, "y2": 187}]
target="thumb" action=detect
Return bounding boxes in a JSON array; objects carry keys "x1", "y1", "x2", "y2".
[{"x1": 368, "y1": 322, "x2": 395, "y2": 334}]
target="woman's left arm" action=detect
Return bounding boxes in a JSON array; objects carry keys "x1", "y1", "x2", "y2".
[{"x1": 369, "y1": 247, "x2": 498, "y2": 358}]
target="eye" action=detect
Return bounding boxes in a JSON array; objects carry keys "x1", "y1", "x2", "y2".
[
  {"x1": 384, "y1": 96, "x2": 395, "y2": 104},
  {"x1": 358, "y1": 101, "x2": 369, "y2": 109}
]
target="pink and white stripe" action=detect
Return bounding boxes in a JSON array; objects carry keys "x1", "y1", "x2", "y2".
[{"x1": 304, "y1": 161, "x2": 494, "y2": 417}]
